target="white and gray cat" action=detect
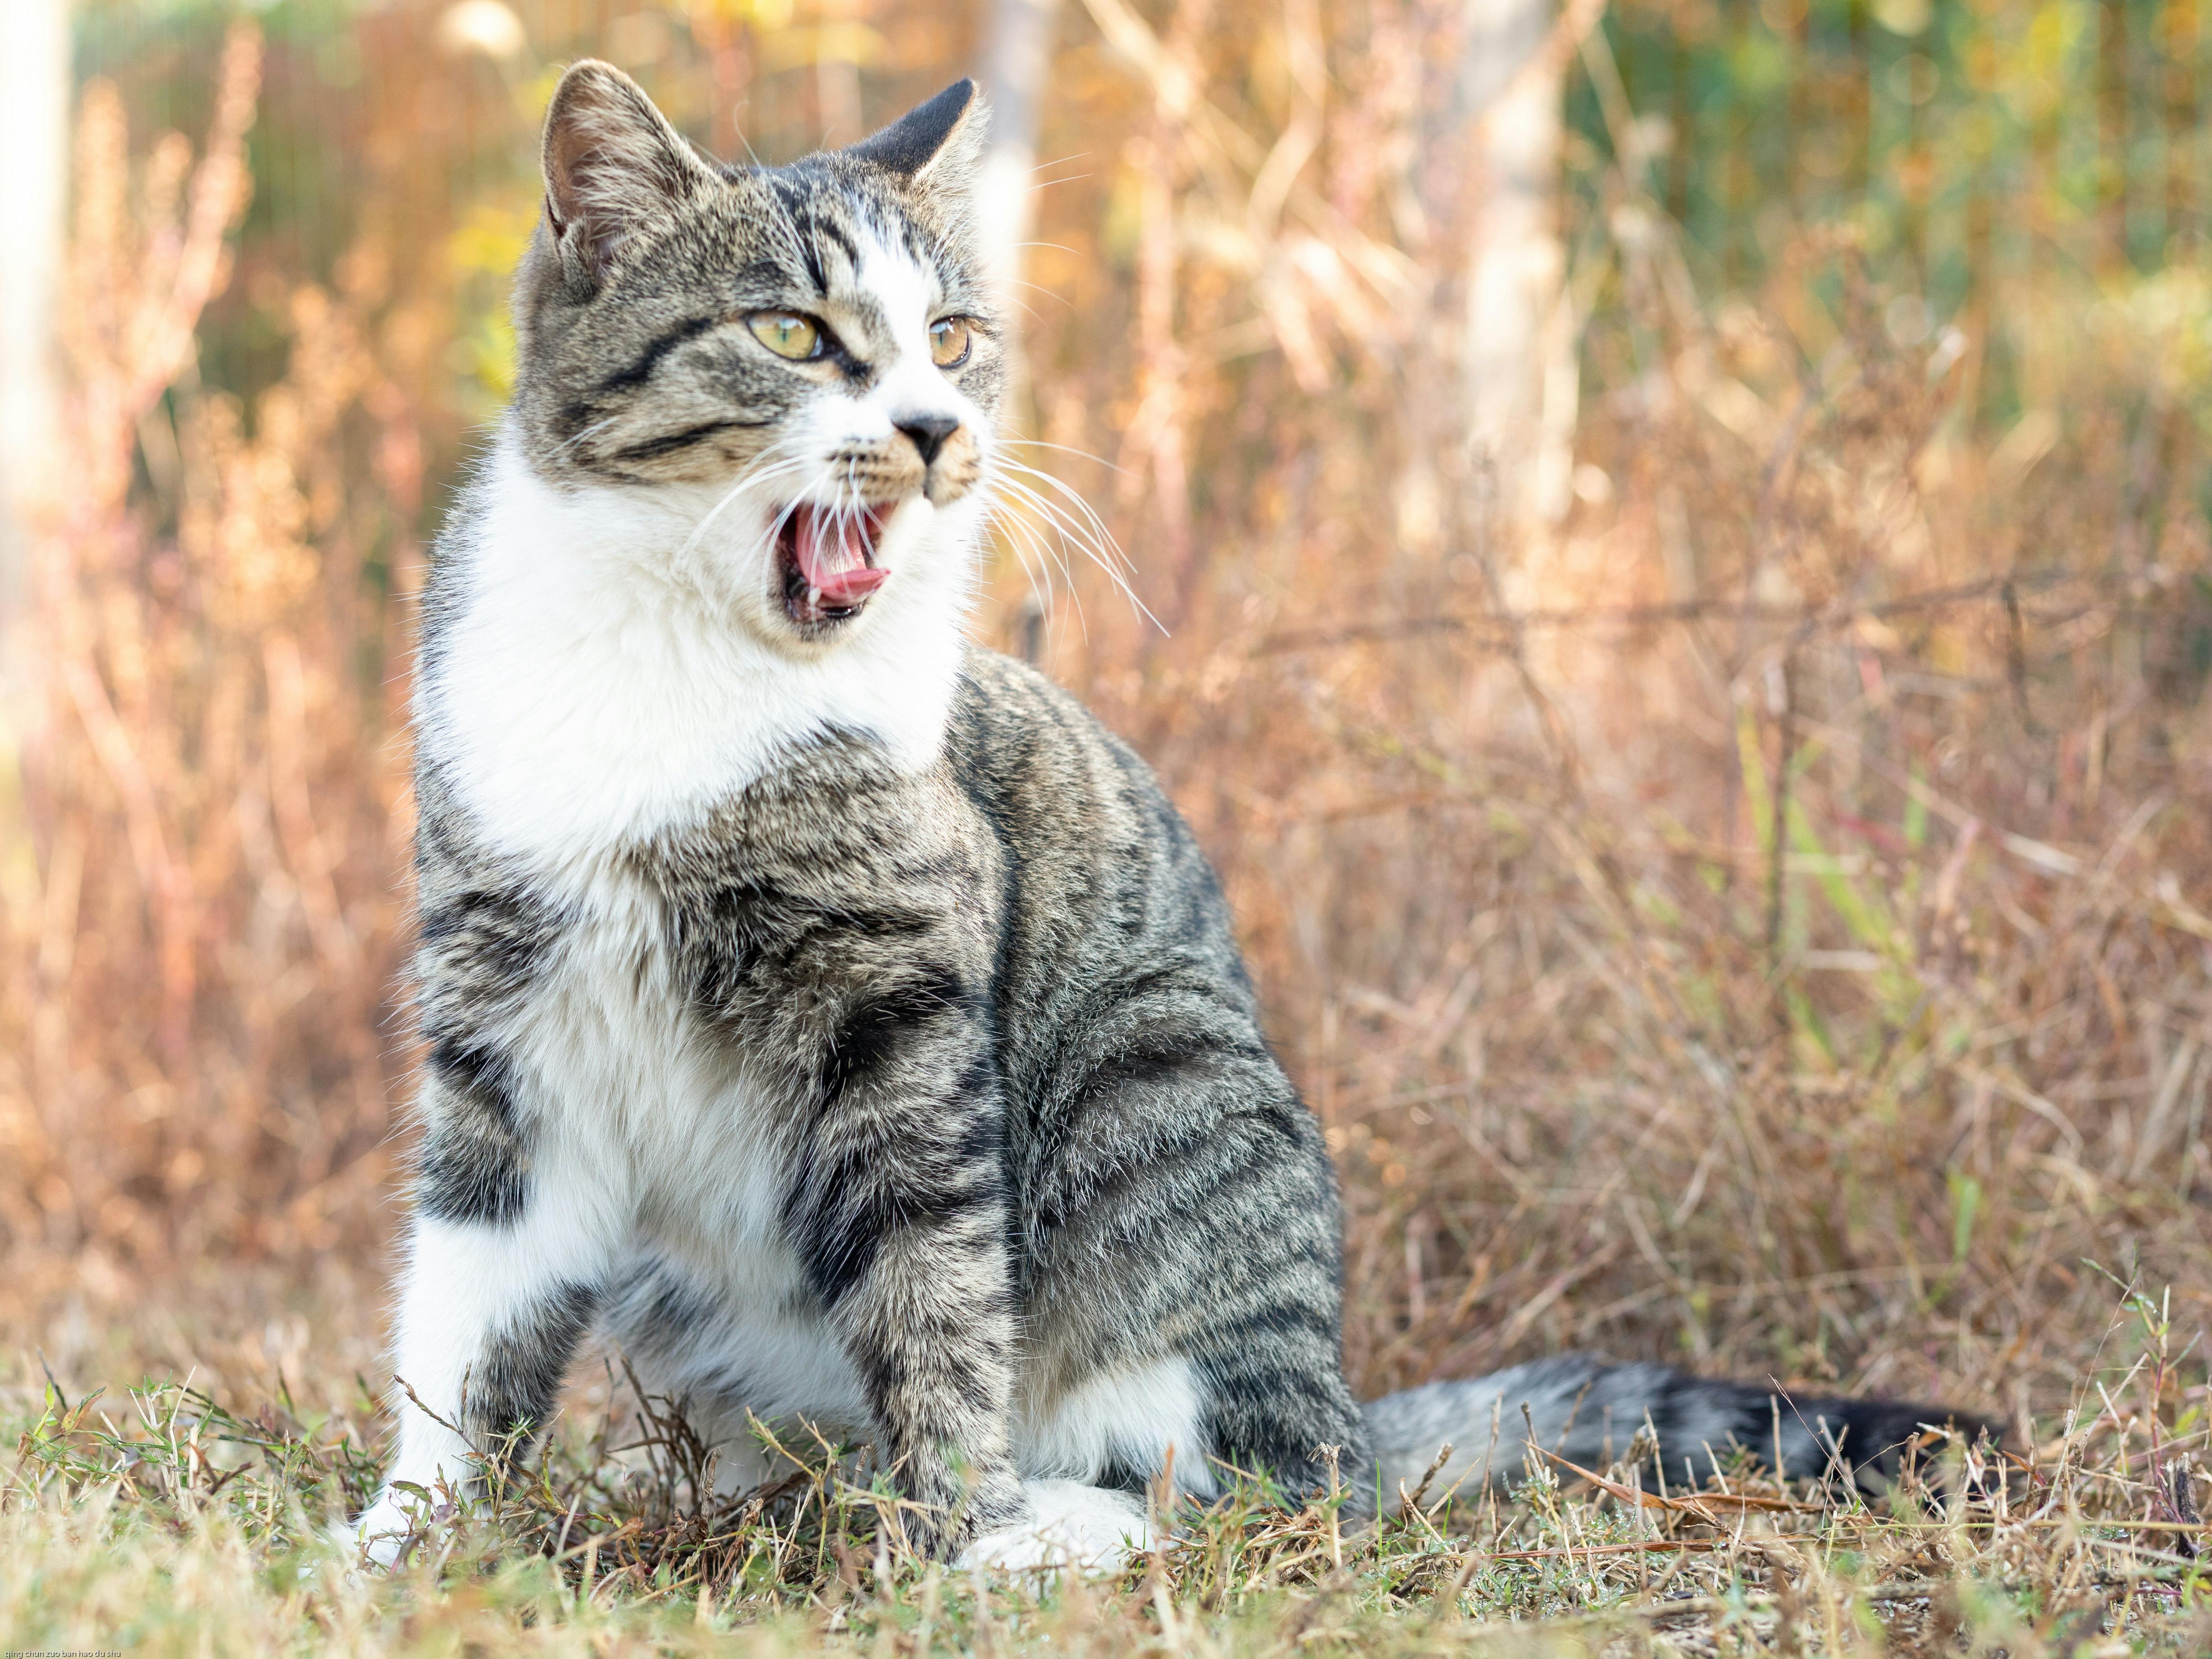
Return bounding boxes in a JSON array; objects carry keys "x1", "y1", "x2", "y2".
[{"x1": 357, "y1": 62, "x2": 1985, "y2": 1569}]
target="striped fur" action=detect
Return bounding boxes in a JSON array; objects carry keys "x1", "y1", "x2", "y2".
[{"x1": 357, "y1": 63, "x2": 1987, "y2": 1571}]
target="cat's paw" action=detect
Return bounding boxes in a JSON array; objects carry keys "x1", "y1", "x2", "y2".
[
  {"x1": 351, "y1": 1483, "x2": 447, "y2": 1570},
  {"x1": 958, "y1": 1479, "x2": 1150, "y2": 1574}
]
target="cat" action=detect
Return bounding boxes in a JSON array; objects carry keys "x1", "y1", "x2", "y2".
[{"x1": 355, "y1": 60, "x2": 1987, "y2": 1570}]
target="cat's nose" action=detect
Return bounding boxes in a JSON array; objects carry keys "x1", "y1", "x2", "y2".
[{"x1": 894, "y1": 412, "x2": 961, "y2": 467}]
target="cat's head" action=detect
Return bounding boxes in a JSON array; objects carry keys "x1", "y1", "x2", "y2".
[{"x1": 510, "y1": 61, "x2": 1000, "y2": 650}]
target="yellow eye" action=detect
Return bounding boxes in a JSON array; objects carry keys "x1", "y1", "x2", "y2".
[
  {"x1": 928, "y1": 316, "x2": 972, "y2": 369},
  {"x1": 748, "y1": 312, "x2": 822, "y2": 360}
]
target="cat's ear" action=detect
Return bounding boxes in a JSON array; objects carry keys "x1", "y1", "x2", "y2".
[
  {"x1": 540, "y1": 60, "x2": 715, "y2": 285},
  {"x1": 848, "y1": 79, "x2": 988, "y2": 195}
]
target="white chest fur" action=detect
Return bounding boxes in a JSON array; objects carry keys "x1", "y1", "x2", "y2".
[
  {"x1": 419, "y1": 434, "x2": 977, "y2": 878},
  {"x1": 503, "y1": 862, "x2": 876, "y2": 1455}
]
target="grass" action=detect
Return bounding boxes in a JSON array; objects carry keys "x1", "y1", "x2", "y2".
[{"x1": 5, "y1": 1285, "x2": 2210, "y2": 1655}]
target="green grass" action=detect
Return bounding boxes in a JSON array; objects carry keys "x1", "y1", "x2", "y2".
[{"x1": 8, "y1": 1347, "x2": 2208, "y2": 1658}]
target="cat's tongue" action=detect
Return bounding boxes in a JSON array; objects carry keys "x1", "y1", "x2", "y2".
[{"x1": 789, "y1": 504, "x2": 888, "y2": 606}]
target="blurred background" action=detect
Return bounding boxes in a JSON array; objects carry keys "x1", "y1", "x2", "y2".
[{"x1": 1, "y1": 0, "x2": 2207, "y2": 1425}]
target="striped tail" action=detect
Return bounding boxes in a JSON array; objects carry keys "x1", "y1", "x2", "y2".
[{"x1": 1361, "y1": 1353, "x2": 1993, "y2": 1504}]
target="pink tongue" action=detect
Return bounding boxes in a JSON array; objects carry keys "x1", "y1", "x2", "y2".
[{"x1": 793, "y1": 507, "x2": 888, "y2": 604}]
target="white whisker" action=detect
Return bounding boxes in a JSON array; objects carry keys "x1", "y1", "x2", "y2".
[
  {"x1": 994, "y1": 459, "x2": 1137, "y2": 580},
  {"x1": 675, "y1": 439, "x2": 817, "y2": 561},
  {"x1": 993, "y1": 503, "x2": 1085, "y2": 644},
  {"x1": 1001, "y1": 436, "x2": 1127, "y2": 475},
  {"x1": 554, "y1": 415, "x2": 623, "y2": 458},
  {"x1": 984, "y1": 461, "x2": 1158, "y2": 632}
]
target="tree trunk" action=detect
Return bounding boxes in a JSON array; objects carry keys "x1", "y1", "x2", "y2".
[
  {"x1": 0, "y1": 0, "x2": 68, "y2": 615},
  {"x1": 1460, "y1": 0, "x2": 1574, "y2": 539},
  {"x1": 976, "y1": 0, "x2": 1061, "y2": 331}
]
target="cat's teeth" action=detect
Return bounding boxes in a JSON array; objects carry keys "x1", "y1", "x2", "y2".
[
  {"x1": 782, "y1": 502, "x2": 890, "y2": 616},
  {"x1": 795, "y1": 508, "x2": 862, "y2": 578}
]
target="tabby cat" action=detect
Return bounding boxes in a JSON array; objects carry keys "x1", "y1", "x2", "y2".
[{"x1": 356, "y1": 62, "x2": 1984, "y2": 1568}]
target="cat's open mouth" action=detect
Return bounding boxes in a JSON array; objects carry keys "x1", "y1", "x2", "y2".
[{"x1": 778, "y1": 503, "x2": 891, "y2": 626}]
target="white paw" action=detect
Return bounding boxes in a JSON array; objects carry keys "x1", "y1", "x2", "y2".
[
  {"x1": 959, "y1": 1479, "x2": 1150, "y2": 1574},
  {"x1": 351, "y1": 1483, "x2": 446, "y2": 1570}
]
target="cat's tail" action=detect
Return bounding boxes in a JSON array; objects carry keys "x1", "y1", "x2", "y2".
[{"x1": 1359, "y1": 1353, "x2": 1995, "y2": 1504}]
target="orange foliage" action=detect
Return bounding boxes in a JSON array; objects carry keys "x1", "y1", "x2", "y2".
[{"x1": 6, "y1": 4, "x2": 2210, "y2": 1427}]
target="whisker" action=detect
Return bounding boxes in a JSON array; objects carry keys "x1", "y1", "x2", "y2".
[
  {"x1": 992, "y1": 497, "x2": 1073, "y2": 598},
  {"x1": 991, "y1": 513, "x2": 1079, "y2": 649},
  {"x1": 988, "y1": 489, "x2": 1101, "y2": 594},
  {"x1": 985, "y1": 468, "x2": 1158, "y2": 631},
  {"x1": 1020, "y1": 176, "x2": 1091, "y2": 197},
  {"x1": 1022, "y1": 152, "x2": 1094, "y2": 188},
  {"x1": 553, "y1": 415, "x2": 622, "y2": 458},
  {"x1": 763, "y1": 462, "x2": 837, "y2": 545},
  {"x1": 988, "y1": 490, "x2": 1097, "y2": 646},
  {"x1": 740, "y1": 458, "x2": 843, "y2": 581},
  {"x1": 1000, "y1": 436, "x2": 1127, "y2": 476},
  {"x1": 993, "y1": 458, "x2": 1136, "y2": 577},
  {"x1": 675, "y1": 442, "x2": 819, "y2": 561},
  {"x1": 987, "y1": 291, "x2": 1051, "y2": 328}
]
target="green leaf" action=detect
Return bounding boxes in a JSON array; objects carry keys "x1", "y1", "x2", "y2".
[{"x1": 1949, "y1": 1172, "x2": 1983, "y2": 1263}]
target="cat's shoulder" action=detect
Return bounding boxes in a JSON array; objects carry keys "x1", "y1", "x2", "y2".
[
  {"x1": 950, "y1": 647, "x2": 1124, "y2": 765},
  {"x1": 946, "y1": 645, "x2": 1168, "y2": 824}
]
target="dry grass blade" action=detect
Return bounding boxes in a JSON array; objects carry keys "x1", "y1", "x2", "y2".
[{"x1": 1535, "y1": 1445, "x2": 1821, "y2": 1518}]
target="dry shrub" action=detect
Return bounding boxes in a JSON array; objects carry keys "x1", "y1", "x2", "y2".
[
  {"x1": 1, "y1": 1, "x2": 2206, "y2": 1468},
  {"x1": 0, "y1": 25, "x2": 420, "y2": 1299},
  {"x1": 999, "y1": 4, "x2": 2212, "y2": 1421}
]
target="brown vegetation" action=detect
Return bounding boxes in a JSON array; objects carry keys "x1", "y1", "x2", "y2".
[{"x1": 5, "y1": 25, "x2": 416, "y2": 1301}]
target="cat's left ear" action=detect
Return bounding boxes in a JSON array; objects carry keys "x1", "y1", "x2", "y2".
[{"x1": 848, "y1": 79, "x2": 988, "y2": 195}]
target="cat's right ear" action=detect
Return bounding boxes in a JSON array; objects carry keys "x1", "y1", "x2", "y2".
[{"x1": 540, "y1": 60, "x2": 715, "y2": 289}]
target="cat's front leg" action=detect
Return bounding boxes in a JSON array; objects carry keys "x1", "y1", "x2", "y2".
[
  {"x1": 785, "y1": 992, "x2": 1024, "y2": 1559},
  {"x1": 356, "y1": 1095, "x2": 621, "y2": 1566}
]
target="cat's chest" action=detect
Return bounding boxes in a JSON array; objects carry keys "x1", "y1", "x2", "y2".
[
  {"x1": 431, "y1": 615, "x2": 812, "y2": 869},
  {"x1": 422, "y1": 480, "x2": 967, "y2": 870},
  {"x1": 515, "y1": 866, "x2": 792, "y2": 1232}
]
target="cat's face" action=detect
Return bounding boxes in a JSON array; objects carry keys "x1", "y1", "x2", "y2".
[{"x1": 510, "y1": 65, "x2": 1001, "y2": 651}]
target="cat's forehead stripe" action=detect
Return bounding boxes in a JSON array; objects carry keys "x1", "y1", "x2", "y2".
[{"x1": 758, "y1": 164, "x2": 961, "y2": 299}]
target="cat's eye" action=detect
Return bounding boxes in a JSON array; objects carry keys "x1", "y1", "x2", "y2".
[
  {"x1": 748, "y1": 311, "x2": 822, "y2": 360},
  {"x1": 928, "y1": 316, "x2": 973, "y2": 369}
]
